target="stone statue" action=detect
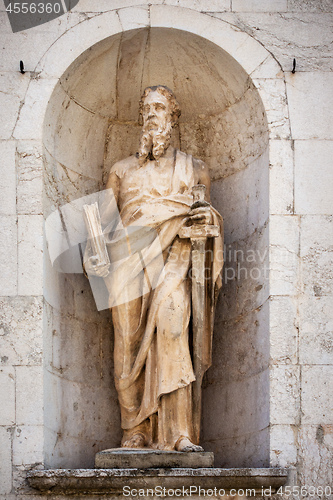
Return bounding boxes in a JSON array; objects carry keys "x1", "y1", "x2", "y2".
[{"x1": 84, "y1": 86, "x2": 223, "y2": 453}]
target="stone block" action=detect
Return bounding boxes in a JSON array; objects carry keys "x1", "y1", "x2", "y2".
[
  {"x1": 35, "y1": 11, "x2": 122, "y2": 79},
  {"x1": 71, "y1": 0, "x2": 163, "y2": 11},
  {"x1": 0, "y1": 367, "x2": 15, "y2": 425},
  {"x1": 298, "y1": 424, "x2": 333, "y2": 487},
  {"x1": 0, "y1": 140, "x2": 16, "y2": 215},
  {"x1": 269, "y1": 296, "x2": 298, "y2": 364},
  {"x1": 286, "y1": 73, "x2": 333, "y2": 140},
  {"x1": 16, "y1": 366, "x2": 43, "y2": 426},
  {"x1": 288, "y1": 0, "x2": 333, "y2": 13},
  {"x1": 13, "y1": 425, "x2": 43, "y2": 466},
  {"x1": 269, "y1": 215, "x2": 300, "y2": 296},
  {"x1": 212, "y1": 12, "x2": 333, "y2": 72},
  {"x1": 0, "y1": 215, "x2": 17, "y2": 296},
  {"x1": 0, "y1": 296, "x2": 43, "y2": 366},
  {"x1": 270, "y1": 366, "x2": 300, "y2": 425},
  {"x1": 295, "y1": 140, "x2": 333, "y2": 215},
  {"x1": 13, "y1": 79, "x2": 58, "y2": 141},
  {"x1": 166, "y1": 0, "x2": 231, "y2": 11},
  {"x1": 232, "y1": 0, "x2": 287, "y2": 12},
  {"x1": 299, "y1": 295, "x2": 333, "y2": 365},
  {"x1": 0, "y1": 426, "x2": 12, "y2": 494},
  {"x1": 252, "y1": 79, "x2": 290, "y2": 140},
  {"x1": 269, "y1": 140, "x2": 294, "y2": 215},
  {"x1": 0, "y1": 72, "x2": 30, "y2": 139},
  {"x1": 300, "y1": 215, "x2": 333, "y2": 296},
  {"x1": 301, "y1": 366, "x2": 333, "y2": 425},
  {"x1": 0, "y1": 32, "x2": 59, "y2": 72},
  {"x1": 270, "y1": 425, "x2": 297, "y2": 467},
  {"x1": 117, "y1": 6, "x2": 149, "y2": 32},
  {"x1": 16, "y1": 141, "x2": 43, "y2": 215},
  {"x1": 18, "y1": 215, "x2": 43, "y2": 296},
  {"x1": 250, "y1": 55, "x2": 283, "y2": 80}
]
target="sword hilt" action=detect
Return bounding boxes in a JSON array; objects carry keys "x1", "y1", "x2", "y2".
[{"x1": 179, "y1": 184, "x2": 219, "y2": 240}]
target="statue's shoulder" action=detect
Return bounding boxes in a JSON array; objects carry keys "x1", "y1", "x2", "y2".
[
  {"x1": 110, "y1": 154, "x2": 139, "y2": 178},
  {"x1": 191, "y1": 156, "x2": 210, "y2": 186},
  {"x1": 177, "y1": 150, "x2": 206, "y2": 170}
]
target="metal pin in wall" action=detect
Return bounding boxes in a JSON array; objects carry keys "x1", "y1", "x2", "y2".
[
  {"x1": 20, "y1": 60, "x2": 25, "y2": 74},
  {"x1": 292, "y1": 58, "x2": 296, "y2": 74}
]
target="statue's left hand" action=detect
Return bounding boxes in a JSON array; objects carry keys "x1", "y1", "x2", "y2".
[{"x1": 188, "y1": 205, "x2": 213, "y2": 225}]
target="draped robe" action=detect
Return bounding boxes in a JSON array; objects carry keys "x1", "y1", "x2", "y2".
[{"x1": 97, "y1": 148, "x2": 223, "y2": 447}]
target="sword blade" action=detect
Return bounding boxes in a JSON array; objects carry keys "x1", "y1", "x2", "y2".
[{"x1": 191, "y1": 237, "x2": 206, "y2": 443}]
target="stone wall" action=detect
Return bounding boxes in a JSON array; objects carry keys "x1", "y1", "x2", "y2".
[{"x1": 0, "y1": 0, "x2": 332, "y2": 497}]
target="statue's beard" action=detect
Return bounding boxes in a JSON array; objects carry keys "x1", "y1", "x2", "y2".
[{"x1": 138, "y1": 119, "x2": 172, "y2": 166}]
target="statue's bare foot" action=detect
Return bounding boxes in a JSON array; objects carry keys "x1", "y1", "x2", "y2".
[
  {"x1": 175, "y1": 437, "x2": 204, "y2": 452},
  {"x1": 122, "y1": 433, "x2": 145, "y2": 449}
]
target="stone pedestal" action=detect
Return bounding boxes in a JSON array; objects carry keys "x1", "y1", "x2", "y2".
[{"x1": 95, "y1": 449, "x2": 214, "y2": 469}]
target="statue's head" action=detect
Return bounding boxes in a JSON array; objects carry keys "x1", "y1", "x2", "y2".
[
  {"x1": 138, "y1": 86, "x2": 181, "y2": 165},
  {"x1": 138, "y1": 85, "x2": 181, "y2": 128}
]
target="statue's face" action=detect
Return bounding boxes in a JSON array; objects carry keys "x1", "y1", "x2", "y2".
[{"x1": 142, "y1": 91, "x2": 171, "y2": 131}]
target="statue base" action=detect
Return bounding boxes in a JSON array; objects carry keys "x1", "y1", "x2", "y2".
[{"x1": 95, "y1": 448, "x2": 214, "y2": 469}]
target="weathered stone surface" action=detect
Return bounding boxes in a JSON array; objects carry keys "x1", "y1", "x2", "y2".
[
  {"x1": 16, "y1": 366, "x2": 43, "y2": 426},
  {"x1": 13, "y1": 79, "x2": 58, "y2": 141},
  {"x1": 301, "y1": 366, "x2": 333, "y2": 425},
  {"x1": 95, "y1": 449, "x2": 214, "y2": 469},
  {"x1": 0, "y1": 367, "x2": 15, "y2": 425},
  {"x1": 252, "y1": 78, "x2": 290, "y2": 139},
  {"x1": 287, "y1": 73, "x2": 333, "y2": 140},
  {"x1": 270, "y1": 425, "x2": 297, "y2": 467},
  {"x1": 0, "y1": 426, "x2": 12, "y2": 494},
  {"x1": 300, "y1": 215, "x2": 333, "y2": 296},
  {"x1": 270, "y1": 296, "x2": 298, "y2": 365},
  {"x1": 13, "y1": 425, "x2": 43, "y2": 466},
  {"x1": 117, "y1": 5, "x2": 149, "y2": 32},
  {"x1": 27, "y1": 467, "x2": 289, "y2": 494},
  {"x1": 35, "y1": 11, "x2": 122, "y2": 79},
  {"x1": 0, "y1": 140, "x2": 16, "y2": 215},
  {"x1": 0, "y1": 296, "x2": 42, "y2": 366},
  {"x1": 0, "y1": 72, "x2": 30, "y2": 139},
  {"x1": 0, "y1": 215, "x2": 17, "y2": 296},
  {"x1": 269, "y1": 140, "x2": 294, "y2": 215},
  {"x1": 0, "y1": 30, "x2": 60, "y2": 73},
  {"x1": 71, "y1": 0, "x2": 163, "y2": 11},
  {"x1": 269, "y1": 215, "x2": 300, "y2": 296},
  {"x1": 288, "y1": 0, "x2": 333, "y2": 12},
  {"x1": 16, "y1": 141, "x2": 43, "y2": 215},
  {"x1": 203, "y1": 368, "x2": 269, "y2": 443},
  {"x1": 298, "y1": 425, "x2": 333, "y2": 488},
  {"x1": 270, "y1": 366, "x2": 300, "y2": 425},
  {"x1": 299, "y1": 296, "x2": 333, "y2": 365},
  {"x1": 232, "y1": 0, "x2": 287, "y2": 12},
  {"x1": 18, "y1": 215, "x2": 43, "y2": 296},
  {"x1": 295, "y1": 140, "x2": 333, "y2": 214},
  {"x1": 211, "y1": 12, "x2": 333, "y2": 72}
]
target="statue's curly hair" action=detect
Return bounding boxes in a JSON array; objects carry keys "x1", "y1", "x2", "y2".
[{"x1": 138, "y1": 85, "x2": 181, "y2": 126}]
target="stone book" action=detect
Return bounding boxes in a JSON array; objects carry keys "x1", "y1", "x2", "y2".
[{"x1": 83, "y1": 202, "x2": 110, "y2": 271}]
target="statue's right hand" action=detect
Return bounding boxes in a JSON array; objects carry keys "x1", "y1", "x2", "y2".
[{"x1": 84, "y1": 255, "x2": 110, "y2": 278}]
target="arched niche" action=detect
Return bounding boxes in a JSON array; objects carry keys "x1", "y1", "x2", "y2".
[{"x1": 43, "y1": 27, "x2": 269, "y2": 468}]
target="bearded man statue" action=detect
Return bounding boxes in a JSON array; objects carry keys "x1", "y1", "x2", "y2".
[{"x1": 84, "y1": 86, "x2": 223, "y2": 452}]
